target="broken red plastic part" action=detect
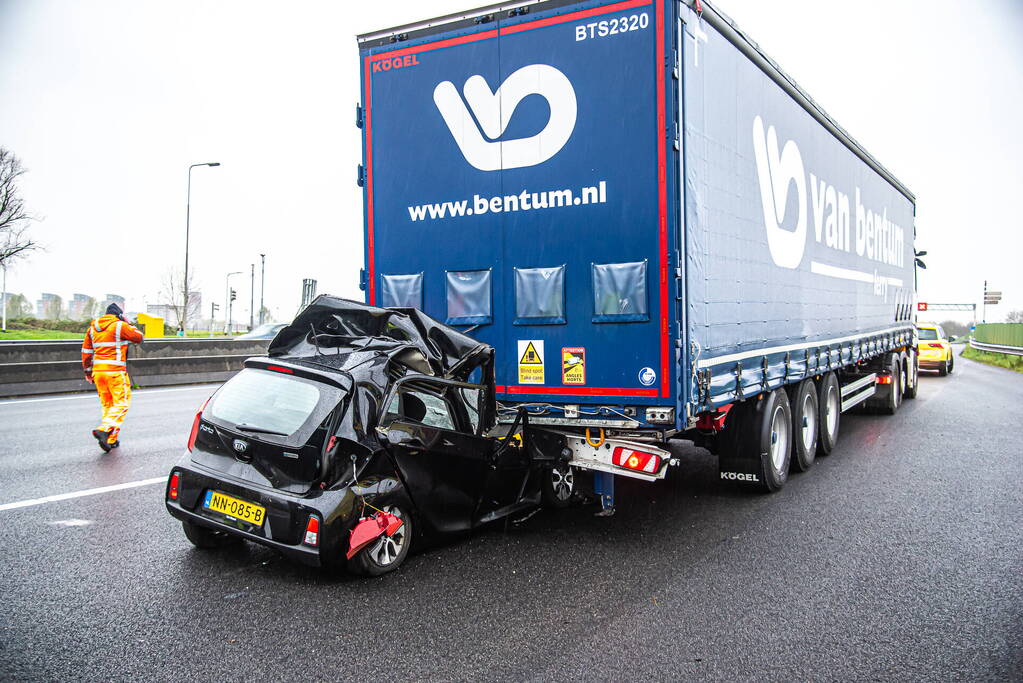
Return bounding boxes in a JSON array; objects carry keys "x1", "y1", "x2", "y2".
[{"x1": 345, "y1": 511, "x2": 404, "y2": 560}]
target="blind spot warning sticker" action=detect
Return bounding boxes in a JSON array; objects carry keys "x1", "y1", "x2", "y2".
[
  {"x1": 562, "y1": 347, "x2": 586, "y2": 385},
  {"x1": 518, "y1": 340, "x2": 544, "y2": 384}
]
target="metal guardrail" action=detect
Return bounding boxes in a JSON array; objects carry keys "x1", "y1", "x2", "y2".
[
  {"x1": 0, "y1": 338, "x2": 271, "y2": 398},
  {"x1": 970, "y1": 339, "x2": 1023, "y2": 357}
]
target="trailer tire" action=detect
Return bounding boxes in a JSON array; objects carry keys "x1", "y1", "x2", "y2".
[
  {"x1": 816, "y1": 372, "x2": 841, "y2": 456},
  {"x1": 903, "y1": 351, "x2": 919, "y2": 399},
  {"x1": 790, "y1": 379, "x2": 819, "y2": 472},
  {"x1": 880, "y1": 355, "x2": 902, "y2": 415},
  {"x1": 719, "y1": 390, "x2": 791, "y2": 493}
]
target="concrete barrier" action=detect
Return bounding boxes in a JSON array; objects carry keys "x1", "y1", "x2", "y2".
[{"x1": 0, "y1": 338, "x2": 270, "y2": 397}]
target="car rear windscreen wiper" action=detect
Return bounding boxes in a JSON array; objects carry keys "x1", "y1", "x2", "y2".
[{"x1": 234, "y1": 424, "x2": 289, "y2": 436}]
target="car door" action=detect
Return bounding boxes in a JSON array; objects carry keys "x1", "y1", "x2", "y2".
[{"x1": 380, "y1": 381, "x2": 495, "y2": 534}]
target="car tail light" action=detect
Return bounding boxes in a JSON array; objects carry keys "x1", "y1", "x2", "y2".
[
  {"x1": 876, "y1": 375, "x2": 893, "y2": 385},
  {"x1": 303, "y1": 515, "x2": 320, "y2": 547},
  {"x1": 612, "y1": 447, "x2": 661, "y2": 474},
  {"x1": 926, "y1": 343, "x2": 945, "y2": 349},
  {"x1": 267, "y1": 365, "x2": 294, "y2": 374},
  {"x1": 168, "y1": 472, "x2": 180, "y2": 500},
  {"x1": 186, "y1": 397, "x2": 213, "y2": 452}
]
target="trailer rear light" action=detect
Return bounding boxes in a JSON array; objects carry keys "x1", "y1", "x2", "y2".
[
  {"x1": 876, "y1": 376, "x2": 893, "y2": 385},
  {"x1": 168, "y1": 472, "x2": 180, "y2": 500},
  {"x1": 303, "y1": 515, "x2": 320, "y2": 547},
  {"x1": 186, "y1": 397, "x2": 212, "y2": 452},
  {"x1": 612, "y1": 447, "x2": 661, "y2": 474}
]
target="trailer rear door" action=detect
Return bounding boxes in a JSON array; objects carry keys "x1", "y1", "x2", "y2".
[{"x1": 359, "y1": 0, "x2": 678, "y2": 408}]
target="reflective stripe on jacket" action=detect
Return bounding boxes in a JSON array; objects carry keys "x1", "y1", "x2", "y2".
[{"x1": 82, "y1": 314, "x2": 144, "y2": 372}]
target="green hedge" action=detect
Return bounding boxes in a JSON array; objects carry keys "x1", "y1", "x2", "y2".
[
  {"x1": 974, "y1": 323, "x2": 1023, "y2": 348},
  {"x1": 5, "y1": 317, "x2": 92, "y2": 333}
]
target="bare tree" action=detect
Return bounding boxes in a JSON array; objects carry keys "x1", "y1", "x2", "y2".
[
  {"x1": 1006, "y1": 310, "x2": 1023, "y2": 324},
  {"x1": 158, "y1": 268, "x2": 200, "y2": 331},
  {"x1": 0, "y1": 148, "x2": 39, "y2": 267}
]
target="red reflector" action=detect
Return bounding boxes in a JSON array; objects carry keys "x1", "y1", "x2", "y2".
[
  {"x1": 267, "y1": 365, "x2": 294, "y2": 374},
  {"x1": 168, "y1": 472, "x2": 180, "y2": 500},
  {"x1": 303, "y1": 515, "x2": 320, "y2": 547},
  {"x1": 611, "y1": 447, "x2": 661, "y2": 474}
]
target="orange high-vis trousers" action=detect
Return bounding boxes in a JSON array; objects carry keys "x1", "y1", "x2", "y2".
[{"x1": 94, "y1": 371, "x2": 132, "y2": 444}]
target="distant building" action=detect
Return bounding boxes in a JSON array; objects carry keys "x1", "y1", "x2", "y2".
[
  {"x1": 36, "y1": 293, "x2": 62, "y2": 319},
  {"x1": 100, "y1": 294, "x2": 126, "y2": 312},
  {"x1": 69, "y1": 293, "x2": 93, "y2": 320}
]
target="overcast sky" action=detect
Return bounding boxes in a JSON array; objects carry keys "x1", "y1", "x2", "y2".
[{"x1": 1, "y1": 0, "x2": 1020, "y2": 324}]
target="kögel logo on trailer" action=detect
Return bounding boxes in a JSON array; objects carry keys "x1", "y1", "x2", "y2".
[{"x1": 433, "y1": 64, "x2": 577, "y2": 171}]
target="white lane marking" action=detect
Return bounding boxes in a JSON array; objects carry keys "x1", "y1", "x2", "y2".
[
  {"x1": 50, "y1": 519, "x2": 94, "y2": 527},
  {"x1": 0, "y1": 385, "x2": 216, "y2": 407},
  {"x1": 0, "y1": 476, "x2": 166, "y2": 512}
]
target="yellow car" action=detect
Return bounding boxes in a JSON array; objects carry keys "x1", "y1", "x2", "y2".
[{"x1": 916, "y1": 323, "x2": 954, "y2": 376}]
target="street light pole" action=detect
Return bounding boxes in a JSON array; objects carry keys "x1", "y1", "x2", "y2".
[
  {"x1": 259, "y1": 253, "x2": 266, "y2": 325},
  {"x1": 225, "y1": 271, "x2": 242, "y2": 334},
  {"x1": 1, "y1": 263, "x2": 7, "y2": 333},
  {"x1": 184, "y1": 161, "x2": 220, "y2": 334},
  {"x1": 249, "y1": 263, "x2": 255, "y2": 331}
]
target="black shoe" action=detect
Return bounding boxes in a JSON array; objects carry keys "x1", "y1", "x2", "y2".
[{"x1": 92, "y1": 429, "x2": 113, "y2": 453}]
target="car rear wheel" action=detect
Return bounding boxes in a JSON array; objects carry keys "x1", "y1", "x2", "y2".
[
  {"x1": 541, "y1": 463, "x2": 575, "y2": 509},
  {"x1": 182, "y1": 520, "x2": 242, "y2": 550},
  {"x1": 947, "y1": 354, "x2": 954, "y2": 374},
  {"x1": 347, "y1": 505, "x2": 411, "y2": 577},
  {"x1": 938, "y1": 359, "x2": 949, "y2": 376}
]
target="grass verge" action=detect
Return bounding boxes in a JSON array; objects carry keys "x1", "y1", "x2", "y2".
[
  {"x1": 962, "y1": 345, "x2": 1023, "y2": 373},
  {"x1": 0, "y1": 329, "x2": 85, "y2": 340}
]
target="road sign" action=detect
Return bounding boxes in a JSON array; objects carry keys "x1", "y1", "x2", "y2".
[
  {"x1": 986, "y1": 291, "x2": 1002, "y2": 297},
  {"x1": 917, "y1": 302, "x2": 928, "y2": 311}
]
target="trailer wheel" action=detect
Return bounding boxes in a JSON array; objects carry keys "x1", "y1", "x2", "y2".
[
  {"x1": 880, "y1": 355, "x2": 902, "y2": 415},
  {"x1": 816, "y1": 372, "x2": 841, "y2": 456},
  {"x1": 541, "y1": 464, "x2": 575, "y2": 509},
  {"x1": 790, "y1": 379, "x2": 819, "y2": 472},
  {"x1": 903, "y1": 351, "x2": 919, "y2": 399},
  {"x1": 757, "y1": 389, "x2": 792, "y2": 491}
]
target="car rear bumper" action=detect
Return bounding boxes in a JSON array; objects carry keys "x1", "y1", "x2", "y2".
[
  {"x1": 165, "y1": 461, "x2": 351, "y2": 568},
  {"x1": 919, "y1": 359, "x2": 947, "y2": 369}
]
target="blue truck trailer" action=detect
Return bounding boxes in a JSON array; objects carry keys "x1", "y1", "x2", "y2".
[{"x1": 356, "y1": 0, "x2": 918, "y2": 508}]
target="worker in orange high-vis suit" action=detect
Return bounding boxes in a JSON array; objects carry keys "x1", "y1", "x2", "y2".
[{"x1": 81, "y1": 303, "x2": 144, "y2": 452}]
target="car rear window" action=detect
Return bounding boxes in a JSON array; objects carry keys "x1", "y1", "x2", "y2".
[
  {"x1": 917, "y1": 328, "x2": 938, "y2": 340},
  {"x1": 209, "y1": 368, "x2": 334, "y2": 436}
]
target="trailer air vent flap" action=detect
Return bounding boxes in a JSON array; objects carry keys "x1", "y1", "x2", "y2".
[
  {"x1": 591, "y1": 260, "x2": 649, "y2": 323},
  {"x1": 380, "y1": 273, "x2": 424, "y2": 310},
  {"x1": 445, "y1": 269, "x2": 492, "y2": 325},
  {"x1": 514, "y1": 265, "x2": 566, "y2": 325}
]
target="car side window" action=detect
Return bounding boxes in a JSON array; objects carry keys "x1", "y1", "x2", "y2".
[
  {"x1": 388, "y1": 389, "x2": 456, "y2": 431},
  {"x1": 460, "y1": 387, "x2": 481, "y2": 433}
]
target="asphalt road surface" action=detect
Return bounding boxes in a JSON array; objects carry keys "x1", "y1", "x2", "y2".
[{"x1": 1, "y1": 355, "x2": 1020, "y2": 681}]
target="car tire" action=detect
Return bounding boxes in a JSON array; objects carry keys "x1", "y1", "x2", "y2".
[
  {"x1": 182, "y1": 520, "x2": 241, "y2": 550},
  {"x1": 880, "y1": 355, "x2": 902, "y2": 415},
  {"x1": 816, "y1": 372, "x2": 841, "y2": 456},
  {"x1": 938, "y1": 359, "x2": 949, "y2": 377},
  {"x1": 541, "y1": 463, "x2": 575, "y2": 509},
  {"x1": 790, "y1": 379, "x2": 819, "y2": 473},
  {"x1": 904, "y1": 352, "x2": 919, "y2": 399},
  {"x1": 947, "y1": 355, "x2": 954, "y2": 374},
  {"x1": 347, "y1": 504, "x2": 412, "y2": 577}
]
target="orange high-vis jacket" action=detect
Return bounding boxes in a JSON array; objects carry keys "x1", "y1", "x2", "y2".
[{"x1": 81, "y1": 314, "x2": 144, "y2": 373}]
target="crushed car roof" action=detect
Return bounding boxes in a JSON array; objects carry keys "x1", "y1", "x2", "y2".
[{"x1": 267, "y1": 295, "x2": 490, "y2": 380}]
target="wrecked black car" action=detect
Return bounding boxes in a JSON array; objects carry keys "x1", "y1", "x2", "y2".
[{"x1": 165, "y1": 296, "x2": 571, "y2": 576}]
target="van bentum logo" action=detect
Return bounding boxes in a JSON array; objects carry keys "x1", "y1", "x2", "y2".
[{"x1": 433, "y1": 64, "x2": 577, "y2": 171}]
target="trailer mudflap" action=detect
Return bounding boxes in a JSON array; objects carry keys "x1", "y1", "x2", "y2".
[{"x1": 562, "y1": 435, "x2": 671, "y2": 483}]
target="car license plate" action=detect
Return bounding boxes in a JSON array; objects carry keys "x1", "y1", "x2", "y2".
[{"x1": 203, "y1": 490, "x2": 266, "y2": 527}]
